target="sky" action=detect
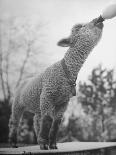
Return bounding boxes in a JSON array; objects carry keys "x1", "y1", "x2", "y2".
[{"x1": 0, "y1": 0, "x2": 116, "y2": 81}]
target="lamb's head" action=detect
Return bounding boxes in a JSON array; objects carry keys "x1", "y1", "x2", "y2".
[{"x1": 57, "y1": 18, "x2": 103, "y2": 50}]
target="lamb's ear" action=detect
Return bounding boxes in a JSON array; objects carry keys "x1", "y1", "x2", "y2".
[{"x1": 57, "y1": 37, "x2": 71, "y2": 47}]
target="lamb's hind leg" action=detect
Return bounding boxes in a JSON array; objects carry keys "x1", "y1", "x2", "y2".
[
  {"x1": 33, "y1": 113, "x2": 41, "y2": 142},
  {"x1": 9, "y1": 104, "x2": 24, "y2": 148}
]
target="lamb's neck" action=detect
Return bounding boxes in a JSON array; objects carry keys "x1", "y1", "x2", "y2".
[{"x1": 64, "y1": 47, "x2": 90, "y2": 82}]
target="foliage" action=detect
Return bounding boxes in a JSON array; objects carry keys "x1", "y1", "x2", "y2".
[
  {"x1": 58, "y1": 114, "x2": 95, "y2": 142},
  {"x1": 17, "y1": 112, "x2": 37, "y2": 144},
  {"x1": 78, "y1": 65, "x2": 116, "y2": 141},
  {"x1": 58, "y1": 115, "x2": 79, "y2": 142}
]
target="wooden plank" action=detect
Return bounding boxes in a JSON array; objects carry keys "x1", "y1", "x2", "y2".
[{"x1": 0, "y1": 142, "x2": 116, "y2": 154}]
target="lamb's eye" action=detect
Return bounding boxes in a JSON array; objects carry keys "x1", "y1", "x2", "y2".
[
  {"x1": 75, "y1": 24, "x2": 82, "y2": 30},
  {"x1": 72, "y1": 24, "x2": 82, "y2": 34}
]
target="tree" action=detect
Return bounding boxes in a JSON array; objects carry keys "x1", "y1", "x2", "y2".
[
  {"x1": 78, "y1": 65, "x2": 116, "y2": 141},
  {"x1": 0, "y1": 16, "x2": 46, "y2": 143},
  {"x1": 0, "y1": 17, "x2": 46, "y2": 101},
  {"x1": 17, "y1": 112, "x2": 36, "y2": 144}
]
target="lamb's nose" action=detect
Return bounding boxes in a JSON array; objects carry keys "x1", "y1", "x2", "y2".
[
  {"x1": 92, "y1": 16, "x2": 104, "y2": 25},
  {"x1": 92, "y1": 16, "x2": 104, "y2": 29},
  {"x1": 95, "y1": 16, "x2": 104, "y2": 24}
]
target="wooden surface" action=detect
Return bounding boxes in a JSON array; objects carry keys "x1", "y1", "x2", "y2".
[{"x1": 0, "y1": 142, "x2": 116, "y2": 154}]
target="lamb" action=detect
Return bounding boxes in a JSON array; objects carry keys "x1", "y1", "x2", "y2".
[{"x1": 9, "y1": 18, "x2": 103, "y2": 150}]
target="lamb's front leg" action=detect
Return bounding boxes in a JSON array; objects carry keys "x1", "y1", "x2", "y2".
[
  {"x1": 49, "y1": 103, "x2": 67, "y2": 149},
  {"x1": 38, "y1": 115, "x2": 53, "y2": 150},
  {"x1": 38, "y1": 93, "x2": 54, "y2": 150},
  {"x1": 49, "y1": 118, "x2": 62, "y2": 149}
]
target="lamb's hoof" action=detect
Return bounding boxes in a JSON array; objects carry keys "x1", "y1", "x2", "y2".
[
  {"x1": 49, "y1": 144, "x2": 58, "y2": 149},
  {"x1": 40, "y1": 144, "x2": 49, "y2": 150}
]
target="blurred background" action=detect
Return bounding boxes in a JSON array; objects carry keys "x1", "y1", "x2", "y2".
[{"x1": 0, "y1": 0, "x2": 116, "y2": 146}]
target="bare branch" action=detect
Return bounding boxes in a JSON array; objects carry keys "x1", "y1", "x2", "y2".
[
  {"x1": 5, "y1": 51, "x2": 11, "y2": 100},
  {"x1": 0, "y1": 16, "x2": 46, "y2": 100},
  {"x1": 16, "y1": 42, "x2": 31, "y2": 88},
  {"x1": 0, "y1": 22, "x2": 7, "y2": 100},
  {"x1": 0, "y1": 50, "x2": 7, "y2": 100}
]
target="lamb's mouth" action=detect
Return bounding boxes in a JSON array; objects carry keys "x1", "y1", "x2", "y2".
[
  {"x1": 94, "y1": 15, "x2": 104, "y2": 29},
  {"x1": 96, "y1": 22, "x2": 104, "y2": 29}
]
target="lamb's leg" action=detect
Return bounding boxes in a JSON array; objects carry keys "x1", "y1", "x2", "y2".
[
  {"x1": 9, "y1": 104, "x2": 24, "y2": 148},
  {"x1": 38, "y1": 115, "x2": 53, "y2": 150},
  {"x1": 33, "y1": 113, "x2": 41, "y2": 140},
  {"x1": 49, "y1": 118, "x2": 61, "y2": 149},
  {"x1": 49, "y1": 104, "x2": 66, "y2": 149}
]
